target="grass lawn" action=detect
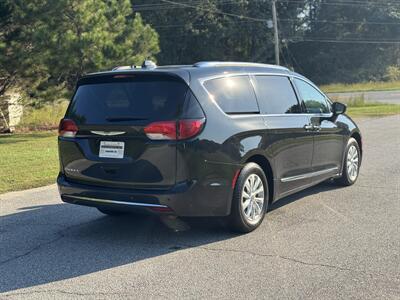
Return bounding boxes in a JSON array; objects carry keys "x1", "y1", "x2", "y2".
[
  {"x1": 321, "y1": 81, "x2": 400, "y2": 93},
  {"x1": 347, "y1": 104, "x2": 400, "y2": 117},
  {"x1": 0, "y1": 132, "x2": 59, "y2": 194}
]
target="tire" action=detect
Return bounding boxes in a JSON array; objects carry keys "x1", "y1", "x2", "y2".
[
  {"x1": 97, "y1": 207, "x2": 126, "y2": 216},
  {"x1": 336, "y1": 137, "x2": 361, "y2": 186},
  {"x1": 229, "y1": 162, "x2": 269, "y2": 233}
]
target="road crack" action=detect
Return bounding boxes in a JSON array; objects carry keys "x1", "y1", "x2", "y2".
[
  {"x1": 178, "y1": 244, "x2": 399, "y2": 280},
  {"x1": 0, "y1": 220, "x2": 94, "y2": 267}
]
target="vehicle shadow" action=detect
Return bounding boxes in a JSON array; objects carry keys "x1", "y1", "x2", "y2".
[
  {"x1": 0, "y1": 181, "x2": 341, "y2": 293},
  {"x1": 270, "y1": 181, "x2": 340, "y2": 211},
  {"x1": 0, "y1": 203, "x2": 235, "y2": 293}
]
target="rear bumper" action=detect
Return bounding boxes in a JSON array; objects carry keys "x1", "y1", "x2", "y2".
[{"x1": 57, "y1": 173, "x2": 233, "y2": 217}]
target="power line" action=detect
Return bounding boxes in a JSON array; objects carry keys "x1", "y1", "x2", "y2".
[
  {"x1": 133, "y1": 1, "x2": 240, "y2": 11},
  {"x1": 159, "y1": 0, "x2": 267, "y2": 22},
  {"x1": 137, "y1": 1, "x2": 400, "y2": 27},
  {"x1": 280, "y1": 19, "x2": 400, "y2": 26},
  {"x1": 147, "y1": 29, "x2": 400, "y2": 44},
  {"x1": 151, "y1": 18, "x2": 400, "y2": 29},
  {"x1": 139, "y1": 1, "x2": 400, "y2": 46},
  {"x1": 287, "y1": 38, "x2": 400, "y2": 44},
  {"x1": 285, "y1": 0, "x2": 400, "y2": 7},
  {"x1": 134, "y1": 0, "x2": 400, "y2": 12}
]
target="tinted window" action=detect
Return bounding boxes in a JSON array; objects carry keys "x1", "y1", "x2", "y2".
[
  {"x1": 204, "y1": 76, "x2": 259, "y2": 114},
  {"x1": 181, "y1": 91, "x2": 205, "y2": 119},
  {"x1": 294, "y1": 79, "x2": 330, "y2": 114},
  {"x1": 67, "y1": 77, "x2": 188, "y2": 125},
  {"x1": 254, "y1": 76, "x2": 300, "y2": 114}
]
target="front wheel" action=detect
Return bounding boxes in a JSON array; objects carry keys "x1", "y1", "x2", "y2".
[
  {"x1": 229, "y1": 163, "x2": 269, "y2": 233},
  {"x1": 336, "y1": 137, "x2": 361, "y2": 186}
]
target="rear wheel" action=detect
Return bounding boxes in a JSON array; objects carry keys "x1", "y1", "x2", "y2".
[
  {"x1": 336, "y1": 137, "x2": 361, "y2": 186},
  {"x1": 229, "y1": 163, "x2": 269, "y2": 233},
  {"x1": 97, "y1": 207, "x2": 126, "y2": 216}
]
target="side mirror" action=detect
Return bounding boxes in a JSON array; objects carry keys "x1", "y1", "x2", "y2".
[{"x1": 332, "y1": 102, "x2": 347, "y2": 115}]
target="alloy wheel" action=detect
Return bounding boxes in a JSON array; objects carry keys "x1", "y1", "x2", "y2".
[
  {"x1": 347, "y1": 145, "x2": 359, "y2": 181},
  {"x1": 241, "y1": 174, "x2": 265, "y2": 225}
]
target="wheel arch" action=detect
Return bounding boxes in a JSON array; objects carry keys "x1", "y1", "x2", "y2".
[
  {"x1": 350, "y1": 131, "x2": 362, "y2": 158},
  {"x1": 245, "y1": 155, "x2": 275, "y2": 204}
]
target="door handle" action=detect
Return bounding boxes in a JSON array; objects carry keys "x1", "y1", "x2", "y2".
[{"x1": 304, "y1": 124, "x2": 313, "y2": 131}]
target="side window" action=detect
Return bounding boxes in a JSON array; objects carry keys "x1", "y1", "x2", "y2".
[
  {"x1": 203, "y1": 76, "x2": 259, "y2": 114},
  {"x1": 253, "y1": 75, "x2": 301, "y2": 114},
  {"x1": 294, "y1": 78, "x2": 330, "y2": 114},
  {"x1": 181, "y1": 90, "x2": 205, "y2": 119}
]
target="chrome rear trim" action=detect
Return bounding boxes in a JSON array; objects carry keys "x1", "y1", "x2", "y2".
[
  {"x1": 90, "y1": 131, "x2": 126, "y2": 136},
  {"x1": 66, "y1": 195, "x2": 168, "y2": 208}
]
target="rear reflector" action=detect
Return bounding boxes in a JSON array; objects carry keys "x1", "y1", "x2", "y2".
[
  {"x1": 144, "y1": 119, "x2": 205, "y2": 140},
  {"x1": 58, "y1": 119, "x2": 78, "y2": 137},
  {"x1": 232, "y1": 169, "x2": 241, "y2": 189},
  {"x1": 150, "y1": 206, "x2": 173, "y2": 213}
]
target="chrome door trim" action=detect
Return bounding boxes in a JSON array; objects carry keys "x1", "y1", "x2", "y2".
[
  {"x1": 91, "y1": 131, "x2": 126, "y2": 136},
  {"x1": 198, "y1": 71, "x2": 331, "y2": 119},
  {"x1": 66, "y1": 195, "x2": 168, "y2": 208},
  {"x1": 281, "y1": 167, "x2": 339, "y2": 183}
]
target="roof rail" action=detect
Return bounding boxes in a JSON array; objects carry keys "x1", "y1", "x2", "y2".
[
  {"x1": 112, "y1": 60, "x2": 158, "y2": 71},
  {"x1": 112, "y1": 65, "x2": 141, "y2": 71},
  {"x1": 142, "y1": 60, "x2": 157, "y2": 69},
  {"x1": 193, "y1": 61, "x2": 288, "y2": 70}
]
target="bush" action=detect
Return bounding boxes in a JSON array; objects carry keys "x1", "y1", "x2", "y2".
[
  {"x1": 17, "y1": 101, "x2": 69, "y2": 131},
  {"x1": 385, "y1": 66, "x2": 400, "y2": 81}
]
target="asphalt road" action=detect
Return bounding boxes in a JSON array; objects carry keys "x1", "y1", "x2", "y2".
[
  {"x1": 1, "y1": 115, "x2": 399, "y2": 299},
  {"x1": 327, "y1": 90, "x2": 400, "y2": 104}
]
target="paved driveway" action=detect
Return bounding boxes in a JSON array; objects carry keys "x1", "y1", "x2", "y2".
[{"x1": 1, "y1": 116, "x2": 399, "y2": 299}]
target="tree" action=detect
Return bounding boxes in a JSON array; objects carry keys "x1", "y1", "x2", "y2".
[
  {"x1": 133, "y1": 0, "x2": 301, "y2": 65},
  {"x1": 31, "y1": 0, "x2": 159, "y2": 93},
  {"x1": 287, "y1": 0, "x2": 400, "y2": 84},
  {"x1": 0, "y1": 0, "x2": 160, "y2": 109},
  {"x1": 0, "y1": 1, "x2": 48, "y2": 130}
]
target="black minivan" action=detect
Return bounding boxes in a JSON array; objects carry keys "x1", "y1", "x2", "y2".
[{"x1": 57, "y1": 61, "x2": 362, "y2": 232}]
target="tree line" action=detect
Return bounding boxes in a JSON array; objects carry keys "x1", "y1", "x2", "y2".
[
  {"x1": 1, "y1": 0, "x2": 399, "y2": 108},
  {"x1": 134, "y1": 0, "x2": 399, "y2": 84}
]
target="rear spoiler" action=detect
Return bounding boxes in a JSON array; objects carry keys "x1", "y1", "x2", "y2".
[{"x1": 78, "y1": 70, "x2": 190, "y2": 86}]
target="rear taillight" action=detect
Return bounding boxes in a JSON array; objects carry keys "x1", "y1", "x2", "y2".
[
  {"x1": 144, "y1": 121, "x2": 177, "y2": 140},
  {"x1": 144, "y1": 119, "x2": 205, "y2": 140},
  {"x1": 58, "y1": 119, "x2": 78, "y2": 137},
  {"x1": 179, "y1": 119, "x2": 205, "y2": 140}
]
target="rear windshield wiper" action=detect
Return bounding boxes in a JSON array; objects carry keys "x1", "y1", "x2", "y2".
[{"x1": 105, "y1": 116, "x2": 148, "y2": 122}]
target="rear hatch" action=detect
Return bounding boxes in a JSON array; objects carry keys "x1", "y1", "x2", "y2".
[{"x1": 59, "y1": 73, "x2": 192, "y2": 189}]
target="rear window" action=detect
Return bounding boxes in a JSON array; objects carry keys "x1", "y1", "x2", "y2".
[
  {"x1": 66, "y1": 76, "x2": 189, "y2": 125},
  {"x1": 253, "y1": 76, "x2": 301, "y2": 114},
  {"x1": 203, "y1": 76, "x2": 259, "y2": 114}
]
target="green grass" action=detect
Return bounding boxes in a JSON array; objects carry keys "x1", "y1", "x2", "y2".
[
  {"x1": 320, "y1": 80, "x2": 400, "y2": 93},
  {"x1": 0, "y1": 132, "x2": 59, "y2": 194},
  {"x1": 333, "y1": 95, "x2": 400, "y2": 117},
  {"x1": 347, "y1": 104, "x2": 400, "y2": 117},
  {"x1": 17, "y1": 101, "x2": 69, "y2": 131}
]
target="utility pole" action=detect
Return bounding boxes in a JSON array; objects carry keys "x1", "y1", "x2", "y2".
[{"x1": 272, "y1": 0, "x2": 280, "y2": 65}]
